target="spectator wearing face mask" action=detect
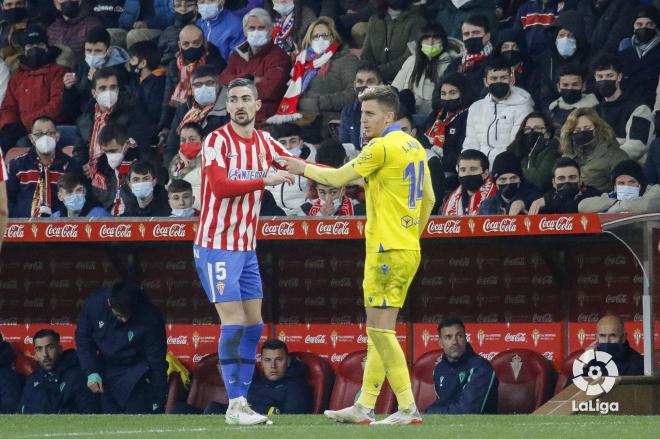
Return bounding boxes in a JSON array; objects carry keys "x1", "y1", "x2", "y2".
[
  {"x1": 391, "y1": 24, "x2": 457, "y2": 115},
  {"x1": 167, "y1": 178, "x2": 197, "y2": 217},
  {"x1": 442, "y1": 149, "x2": 496, "y2": 216},
  {"x1": 6, "y1": 116, "x2": 69, "y2": 218},
  {"x1": 47, "y1": 0, "x2": 102, "y2": 62},
  {"x1": 196, "y1": 0, "x2": 244, "y2": 61},
  {"x1": 548, "y1": 63, "x2": 599, "y2": 133},
  {"x1": 219, "y1": 8, "x2": 290, "y2": 124},
  {"x1": 127, "y1": 40, "x2": 166, "y2": 137},
  {"x1": 164, "y1": 64, "x2": 228, "y2": 166},
  {"x1": 0, "y1": 0, "x2": 30, "y2": 69},
  {"x1": 265, "y1": 0, "x2": 316, "y2": 57},
  {"x1": 302, "y1": 181, "x2": 365, "y2": 216},
  {"x1": 593, "y1": 54, "x2": 655, "y2": 162},
  {"x1": 339, "y1": 65, "x2": 382, "y2": 150},
  {"x1": 619, "y1": 5, "x2": 660, "y2": 108},
  {"x1": 528, "y1": 157, "x2": 601, "y2": 214},
  {"x1": 168, "y1": 121, "x2": 202, "y2": 209},
  {"x1": 579, "y1": 159, "x2": 660, "y2": 213},
  {"x1": 462, "y1": 58, "x2": 534, "y2": 163},
  {"x1": 0, "y1": 24, "x2": 69, "y2": 153},
  {"x1": 159, "y1": 0, "x2": 198, "y2": 65},
  {"x1": 590, "y1": 314, "x2": 644, "y2": 376},
  {"x1": 432, "y1": 0, "x2": 496, "y2": 41},
  {"x1": 559, "y1": 108, "x2": 627, "y2": 192},
  {"x1": 122, "y1": 160, "x2": 171, "y2": 216},
  {"x1": 512, "y1": 0, "x2": 571, "y2": 62},
  {"x1": 506, "y1": 112, "x2": 560, "y2": 192},
  {"x1": 53, "y1": 172, "x2": 110, "y2": 217},
  {"x1": 478, "y1": 150, "x2": 541, "y2": 215},
  {"x1": 492, "y1": 28, "x2": 534, "y2": 92},
  {"x1": 577, "y1": 0, "x2": 638, "y2": 63}
]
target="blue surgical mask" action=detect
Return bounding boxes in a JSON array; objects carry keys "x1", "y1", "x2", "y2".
[
  {"x1": 64, "y1": 193, "x2": 86, "y2": 212},
  {"x1": 616, "y1": 185, "x2": 640, "y2": 201},
  {"x1": 131, "y1": 181, "x2": 154, "y2": 199},
  {"x1": 332, "y1": 197, "x2": 342, "y2": 211},
  {"x1": 172, "y1": 207, "x2": 195, "y2": 217},
  {"x1": 85, "y1": 53, "x2": 106, "y2": 69},
  {"x1": 247, "y1": 30, "x2": 269, "y2": 48},
  {"x1": 193, "y1": 85, "x2": 217, "y2": 106},
  {"x1": 198, "y1": 3, "x2": 220, "y2": 20},
  {"x1": 555, "y1": 36, "x2": 577, "y2": 57}
]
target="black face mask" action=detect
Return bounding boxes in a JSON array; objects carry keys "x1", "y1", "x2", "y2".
[
  {"x1": 572, "y1": 130, "x2": 594, "y2": 147},
  {"x1": 523, "y1": 132, "x2": 544, "y2": 150},
  {"x1": 464, "y1": 37, "x2": 484, "y2": 55},
  {"x1": 23, "y1": 47, "x2": 48, "y2": 70},
  {"x1": 556, "y1": 182, "x2": 580, "y2": 198},
  {"x1": 129, "y1": 62, "x2": 141, "y2": 76},
  {"x1": 489, "y1": 82, "x2": 510, "y2": 99},
  {"x1": 61, "y1": 1, "x2": 80, "y2": 19},
  {"x1": 560, "y1": 88, "x2": 582, "y2": 105},
  {"x1": 598, "y1": 342, "x2": 624, "y2": 359},
  {"x1": 440, "y1": 98, "x2": 462, "y2": 113},
  {"x1": 175, "y1": 10, "x2": 196, "y2": 27},
  {"x1": 385, "y1": 0, "x2": 408, "y2": 10},
  {"x1": 635, "y1": 27, "x2": 657, "y2": 45},
  {"x1": 181, "y1": 45, "x2": 205, "y2": 63},
  {"x1": 3, "y1": 7, "x2": 27, "y2": 23},
  {"x1": 595, "y1": 79, "x2": 617, "y2": 98},
  {"x1": 501, "y1": 49, "x2": 521, "y2": 66},
  {"x1": 459, "y1": 174, "x2": 484, "y2": 191},
  {"x1": 499, "y1": 182, "x2": 520, "y2": 199}
]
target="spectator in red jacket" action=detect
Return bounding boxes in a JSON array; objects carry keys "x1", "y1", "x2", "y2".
[
  {"x1": 0, "y1": 24, "x2": 69, "y2": 152},
  {"x1": 47, "y1": 0, "x2": 102, "y2": 62},
  {"x1": 219, "y1": 8, "x2": 291, "y2": 124}
]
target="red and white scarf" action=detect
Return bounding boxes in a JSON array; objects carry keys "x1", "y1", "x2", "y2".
[
  {"x1": 426, "y1": 109, "x2": 465, "y2": 148},
  {"x1": 266, "y1": 43, "x2": 338, "y2": 124},
  {"x1": 177, "y1": 101, "x2": 215, "y2": 134},
  {"x1": 111, "y1": 161, "x2": 132, "y2": 216},
  {"x1": 89, "y1": 105, "x2": 112, "y2": 190},
  {"x1": 308, "y1": 194, "x2": 354, "y2": 216},
  {"x1": 169, "y1": 51, "x2": 208, "y2": 107},
  {"x1": 441, "y1": 177, "x2": 496, "y2": 216},
  {"x1": 272, "y1": 11, "x2": 296, "y2": 52},
  {"x1": 459, "y1": 42, "x2": 492, "y2": 73}
]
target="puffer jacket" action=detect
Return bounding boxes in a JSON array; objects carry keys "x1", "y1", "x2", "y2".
[
  {"x1": 197, "y1": 8, "x2": 244, "y2": 61},
  {"x1": 579, "y1": 184, "x2": 660, "y2": 214},
  {"x1": 507, "y1": 136, "x2": 560, "y2": 192},
  {"x1": 119, "y1": 0, "x2": 174, "y2": 30},
  {"x1": 463, "y1": 86, "x2": 534, "y2": 163},
  {"x1": 47, "y1": 12, "x2": 102, "y2": 61},
  {"x1": 561, "y1": 136, "x2": 629, "y2": 193}
]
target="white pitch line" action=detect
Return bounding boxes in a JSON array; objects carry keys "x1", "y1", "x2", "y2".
[{"x1": 12, "y1": 427, "x2": 211, "y2": 438}]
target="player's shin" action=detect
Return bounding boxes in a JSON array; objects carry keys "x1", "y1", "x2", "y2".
[
  {"x1": 357, "y1": 329, "x2": 386, "y2": 410},
  {"x1": 238, "y1": 323, "x2": 264, "y2": 396},
  {"x1": 368, "y1": 327, "x2": 415, "y2": 410},
  {"x1": 219, "y1": 325, "x2": 245, "y2": 401}
]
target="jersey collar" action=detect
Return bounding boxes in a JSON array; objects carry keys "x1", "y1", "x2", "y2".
[{"x1": 381, "y1": 124, "x2": 402, "y2": 137}]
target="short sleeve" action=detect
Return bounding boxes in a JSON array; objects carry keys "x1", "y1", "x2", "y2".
[
  {"x1": 202, "y1": 131, "x2": 227, "y2": 169},
  {"x1": 0, "y1": 150, "x2": 7, "y2": 182},
  {"x1": 353, "y1": 139, "x2": 385, "y2": 178}
]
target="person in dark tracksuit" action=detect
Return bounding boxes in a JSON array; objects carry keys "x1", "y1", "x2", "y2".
[
  {"x1": 0, "y1": 334, "x2": 22, "y2": 413},
  {"x1": 20, "y1": 329, "x2": 98, "y2": 414},
  {"x1": 426, "y1": 317, "x2": 498, "y2": 414},
  {"x1": 75, "y1": 282, "x2": 168, "y2": 414}
]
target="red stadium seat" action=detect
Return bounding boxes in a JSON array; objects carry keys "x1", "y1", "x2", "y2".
[
  {"x1": 554, "y1": 349, "x2": 584, "y2": 395},
  {"x1": 291, "y1": 352, "x2": 334, "y2": 414},
  {"x1": 165, "y1": 372, "x2": 188, "y2": 414},
  {"x1": 186, "y1": 353, "x2": 227, "y2": 410},
  {"x1": 10, "y1": 344, "x2": 35, "y2": 376},
  {"x1": 327, "y1": 350, "x2": 396, "y2": 414},
  {"x1": 411, "y1": 349, "x2": 443, "y2": 412},
  {"x1": 491, "y1": 349, "x2": 552, "y2": 414}
]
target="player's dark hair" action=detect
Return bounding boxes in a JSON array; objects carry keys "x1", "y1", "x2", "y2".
[
  {"x1": 57, "y1": 173, "x2": 87, "y2": 192},
  {"x1": 396, "y1": 109, "x2": 414, "y2": 128},
  {"x1": 128, "y1": 40, "x2": 161, "y2": 71},
  {"x1": 108, "y1": 282, "x2": 142, "y2": 316},
  {"x1": 129, "y1": 160, "x2": 157, "y2": 179},
  {"x1": 553, "y1": 157, "x2": 581, "y2": 177},
  {"x1": 261, "y1": 339, "x2": 289, "y2": 356},
  {"x1": 30, "y1": 115, "x2": 56, "y2": 131},
  {"x1": 591, "y1": 53, "x2": 623, "y2": 75},
  {"x1": 168, "y1": 179, "x2": 193, "y2": 194},
  {"x1": 227, "y1": 77, "x2": 259, "y2": 99},
  {"x1": 558, "y1": 62, "x2": 586, "y2": 81},
  {"x1": 458, "y1": 149, "x2": 489, "y2": 171},
  {"x1": 463, "y1": 14, "x2": 489, "y2": 33},
  {"x1": 438, "y1": 316, "x2": 466, "y2": 334},
  {"x1": 33, "y1": 329, "x2": 61, "y2": 344}
]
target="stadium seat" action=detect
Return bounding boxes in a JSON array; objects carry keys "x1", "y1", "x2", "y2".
[
  {"x1": 554, "y1": 349, "x2": 584, "y2": 395},
  {"x1": 10, "y1": 344, "x2": 35, "y2": 376},
  {"x1": 186, "y1": 353, "x2": 227, "y2": 410},
  {"x1": 491, "y1": 349, "x2": 553, "y2": 414},
  {"x1": 411, "y1": 349, "x2": 443, "y2": 412},
  {"x1": 165, "y1": 372, "x2": 188, "y2": 414},
  {"x1": 291, "y1": 351, "x2": 334, "y2": 414},
  {"x1": 61, "y1": 145, "x2": 74, "y2": 157},
  {"x1": 327, "y1": 350, "x2": 396, "y2": 414}
]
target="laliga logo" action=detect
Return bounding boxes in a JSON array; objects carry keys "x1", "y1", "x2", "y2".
[{"x1": 572, "y1": 350, "x2": 620, "y2": 414}]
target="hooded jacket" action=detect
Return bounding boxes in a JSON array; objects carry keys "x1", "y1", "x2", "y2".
[
  {"x1": 561, "y1": 135, "x2": 628, "y2": 193},
  {"x1": 197, "y1": 8, "x2": 245, "y2": 61},
  {"x1": 433, "y1": 0, "x2": 497, "y2": 41},
  {"x1": 507, "y1": 136, "x2": 560, "y2": 192},
  {"x1": 463, "y1": 85, "x2": 534, "y2": 163},
  {"x1": 578, "y1": 183, "x2": 660, "y2": 214},
  {"x1": 47, "y1": 10, "x2": 103, "y2": 61},
  {"x1": 577, "y1": 0, "x2": 637, "y2": 62},
  {"x1": 494, "y1": 28, "x2": 535, "y2": 91},
  {"x1": 247, "y1": 359, "x2": 313, "y2": 414},
  {"x1": 361, "y1": 5, "x2": 427, "y2": 81},
  {"x1": 548, "y1": 93, "x2": 599, "y2": 133},
  {"x1": 0, "y1": 340, "x2": 22, "y2": 413},
  {"x1": 426, "y1": 343, "x2": 498, "y2": 414},
  {"x1": 19, "y1": 349, "x2": 98, "y2": 414}
]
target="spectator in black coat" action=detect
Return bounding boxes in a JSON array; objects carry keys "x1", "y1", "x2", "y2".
[
  {"x1": 493, "y1": 27, "x2": 534, "y2": 93},
  {"x1": 593, "y1": 314, "x2": 644, "y2": 376},
  {"x1": 547, "y1": 63, "x2": 599, "y2": 133},
  {"x1": 247, "y1": 339, "x2": 313, "y2": 414},
  {"x1": 158, "y1": 0, "x2": 199, "y2": 65},
  {"x1": 0, "y1": 334, "x2": 22, "y2": 413},
  {"x1": 577, "y1": 0, "x2": 638, "y2": 63},
  {"x1": 121, "y1": 160, "x2": 171, "y2": 217},
  {"x1": 19, "y1": 329, "x2": 98, "y2": 414},
  {"x1": 75, "y1": 282, "x2": 168, "y2": 414},
  {"x1": 127, "y1": 40, "x2": 166, "y2": 142},
  {"x1": 338, "y1": 64, "x2": 382, "y2": 150}
]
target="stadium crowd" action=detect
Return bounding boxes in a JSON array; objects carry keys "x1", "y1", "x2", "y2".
[{"x1": 0, "y1": 0, "x2": 657, "y2": 218}]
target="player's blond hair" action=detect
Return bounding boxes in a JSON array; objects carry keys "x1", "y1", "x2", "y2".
[{"x1": 358, "y1": 85, "x2": 400, "y2": 115}]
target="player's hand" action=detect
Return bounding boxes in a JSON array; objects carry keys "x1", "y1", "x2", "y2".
[
  {"x1": 281, "y1": 157, "x2": 307, "y2": 175},
  {"x1": 528, "y1": 197, "x2": 545, "y2": 215},
  {"x1": 88, "y1": 380, "x2": 103, "y2": 393},
  {"x1": 508, "y1": 200, "x2": 527, "y2": 216},
  {"x1": 264, "y1": 171, "x2": 295, "y2": 187},
  {"x1": 63, "y1": 72, "x2": 77, "y2": 89}
]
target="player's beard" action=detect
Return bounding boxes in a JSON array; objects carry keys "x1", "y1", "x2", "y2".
[{"x1": 231, "y1": 113, "x2": 255, "y2": 127}]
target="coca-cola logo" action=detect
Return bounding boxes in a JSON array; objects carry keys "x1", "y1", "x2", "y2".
[
  {"x1": 448, "y1": 257, "x2": 470, "y2": 267},
  {"x1": 75, "y1": 261, "x2": 96, "y2": 270},
  {"x1": 330, "y1": 278, "x2": 351, "y2": 288},
  {"x1": 605, "y1": 294, "x2": 627, "y2": 304},
  {"x1": 99, "y1": 224, "x2": 132, "y2": 238},
  {"x1": 24, "y1": 336, "x2": 34, "y2": 344},
  {"x1": 261, "y1": 222, "x2": 295, "y2": 236},
  {"x1": 165, "y1": 261, "x2": 187, "y2": 270},
  {"x1": 50, "y1": 318, "x2": 70, "y2": 325},
  {"x1": 304, "y1": 297, "x2": 325, "y2": 306},
  {"x1": 504, "y1": 295, "x2": 526, "y2": 304},
  {"x1": 449, "y1": 295, "x2": 470, "y2": 305},
  {"x1": 166, "y1": 298, "x2": 187, "y2": 308},
  {"x1": 538, "y1": 216, "x2": 574, "y2": 232},
  {"x1": 330, "y1": 353, "x2": 349, "y2": 363},
  {"x1": 577, "y1": 313, "x2": 599, "y2": 322},
  {"x1": 49, "y1": 280, "x2": 70, "y2": 289},
  {"x1": 4, "y1": 224, "x2": 25, "y2": 238},
  {"x1": 192, "y1": 354, "x2": 206, "y2": 363},
  {"x1": 316, "y1": 221, "x2": 350, "y2": 236},
  {"x1": 421, "y1": 276, "x2": 443, "y2": 286},
  {"x1": 427, "y1": 219, "x2": 461, "y2": 235},
  {"x1": 503, "y1": 257, "x2": 525, "y2": 266},
  {"x1": 577, "y1": 275, "x2": 599, "y2": 285},
  {"x1": 476, "y1": 313, "x2": 498, "y2": 323},
  {"x1": 480, "y1": 352, "x2": 498, "y2": 361},
  {"x1": 167, "y1": 336, "x2": 188, "y2": 345},
  {"x1": 357, "y1": 335, "x2": 368, "y2": 344},
  {"x1": 45, "y1": 224, "x2": 78, "y2": 239},
  {"x1": 532, "y1": 313, "x2": 553, "y2": 323},
  {"x1": 24, "y1": 298, "x2": 44, "y2": 307},
  {"x1": 476, "y1": 276, "x2": 498, "y2": 286},
  {"x1": 482, "y1": 218, "x2": 517, "y2": 233},
  {"x1": 531, "y1": 275, "x2": 553, "y2": 285},
  {"x1": 278, "y1": 278, "x2": 299, "y2": 288},
  {"x1": 604, "y1": 256, "x2": 626, "y2": 265},
  {"x1": 504, "y1": 332, "x2": 527, "y2": 342},
  {"x1": 153, "y1": 223, "x2": 186, "y2": 238},
  {"x1": 303, "y1": 259, "x2": 325, "y2": 269},
  {"x1": 304, "y1": 335, "x2": 326, "y2": 344}
]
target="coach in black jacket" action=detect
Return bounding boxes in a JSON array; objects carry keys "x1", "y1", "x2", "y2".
[
  {"x1": 75, "y1": 282, "x2": 167, "y2": 414},
  {"x1": 0, "y1": 335, "x2": 22, "y2": 413},
  {"x1": 426, "y1": 317, "x2": 498, "y2": 414}
]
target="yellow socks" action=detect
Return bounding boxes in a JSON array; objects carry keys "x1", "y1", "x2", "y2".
[
  {"x1": 357, "y1": 329, "x2": 386, "y2": 410},
  {"x1": 367, "y1": 326, "x2": 415, "y2": 409}
]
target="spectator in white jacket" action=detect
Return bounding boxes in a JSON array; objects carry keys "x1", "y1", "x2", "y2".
[
  {"x1": 267, "y1": 123, "x2": 316, "y2": 215},
  {"x1": 462, "y1": 58, "x2": 534, "y2": 165}
]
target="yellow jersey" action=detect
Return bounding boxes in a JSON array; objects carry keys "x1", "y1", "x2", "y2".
[{"x1": 352, "y1": 126, "x2": 431, "y2": 253}]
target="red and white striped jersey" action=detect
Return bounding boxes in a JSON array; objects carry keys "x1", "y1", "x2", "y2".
[
  {"x1": 0, "y1": 149, "x2": 7, "y2": 182},
  {"x1": 195, "y1": 123, "x2": 293, "y2": 250}
]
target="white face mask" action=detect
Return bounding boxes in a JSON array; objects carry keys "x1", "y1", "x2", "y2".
[
  {"x1": 96, "y1": 90, "x2": 118, "y2": 109},
  {"x1": 85, "y1": 53, "x2": 106, "y2": 69},
  {"x1": 34, "y1": 135, "x2": 56, "y2": 155},
  {"x1": 198, "y1": 3, "x2": 220, "y2": 20},
  {"x1": 172, "y1": 207, "x2": 195, "y2": 217},
  {"x1": 193, "y1": 85, "x2": 217, "y2": 106},
  {"x1": 106, "y1": 152, "x2": 124, "y2": 169},
  {"x1": 616, "y1": 185, "x2": 640, "y2": 200},
  {"x1": 332, "y1": 197, "x2": 342, "y2": 211},
  {"x1": 288, "y1": 146, "x2": 302, "y2": 157},
  {"x1": 247, "y1": 30, "x2": 270, "y2": 48},
  {"x1": 273, "y1": 1, "x2": 294, "y2": 16},
  {"x1": 311, "y1": 39, "x2": 331, "y2": 55},
  {"x1": 131, "y1": 181, "x2": 154, "y2": 199}
]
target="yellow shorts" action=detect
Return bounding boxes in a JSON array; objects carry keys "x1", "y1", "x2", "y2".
[{"x1": 362, "y1": 250, "x2": 421, "y2": 308}]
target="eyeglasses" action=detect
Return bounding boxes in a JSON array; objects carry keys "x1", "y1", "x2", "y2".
[
  {"x1": 312, "y1": 33, "x2": 331, "y2": 40},
  {"x1": 191, "y1": 80, "x2": 217, "y2": 88},
  {"x1": 31, "y1": 131, "x2": 57, "y2": 139}
]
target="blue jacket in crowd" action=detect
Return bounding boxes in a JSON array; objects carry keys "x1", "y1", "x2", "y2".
[
  {"x1": 197, "y1": 8, "x2": 245, "y2": 61},
  {"x1": 247, "y1": 359, "x2": 313, "y2": 414},
  {"x1": 339, "y1": 99, "x2": 361, "y2": 150},
  {"x1": 75, "y1": 289, "x2": 168, "y2": 413},
  {"x1": 19, "y1": 349, "x2": 98, "y2": 414},
  {"x1": 0, "y1": 340, "x2": 22, "y2": 413},
  {"x1": 119, "y1": 0, "x2": 175, "y2": 30},
  {"x1": 426, "y1": 343, "x2": 498, "y2": 414}
]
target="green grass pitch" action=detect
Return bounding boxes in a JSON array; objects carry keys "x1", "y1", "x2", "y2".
[{"x1": 1, "y1": 415, "x2": 659, "y2": 439}]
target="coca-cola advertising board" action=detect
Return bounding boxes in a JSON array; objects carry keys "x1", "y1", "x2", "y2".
[{"x1": 567, "y1": 321, "x2": 660, "y2": 355}]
